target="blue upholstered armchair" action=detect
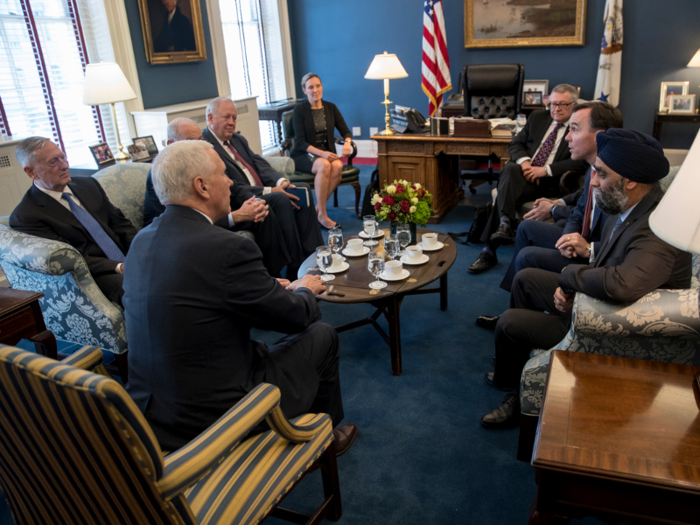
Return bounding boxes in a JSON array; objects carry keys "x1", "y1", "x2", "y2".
[{"x1": 0, "y1": 345, "x2": 341, "y2": 524}]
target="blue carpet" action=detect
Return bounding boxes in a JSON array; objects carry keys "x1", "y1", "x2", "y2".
[{"x1": 0, "y1": 166, "x2": 602, "y2": 524}]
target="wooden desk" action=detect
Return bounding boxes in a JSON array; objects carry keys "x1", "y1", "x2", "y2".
[
  {"x1": 373, "y1": 134, "x2": 511, "y2": 223},
  {"x1": 530, "y1": 351, "x2": 700, "y2": 524},
  {"x1": 652, "y1": 111, "x2": 700, "y2": 141},
  {"x1": 0, "y1": 288, "x2": 56, "y2": 358}
]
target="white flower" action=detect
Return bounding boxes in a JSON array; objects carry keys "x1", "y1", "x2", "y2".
[
  {"x1": 414, "y1": 183, "x2": 421, "y2": 189},
  {"x1": 402, "y1": 180, "x2": 409, "y2": 187},
  {"x1": 411, "y1": 197, "x2": 419, "y2": 205},
  {"x1": 409, "y1": 205, "x2": 417, "y2": 213},
  {"x1": 387, "y1": 185, "x2": 397, "y2": 194},
  {"x1": 371, "y1": 194, "x2": 382, "y2": 204}
]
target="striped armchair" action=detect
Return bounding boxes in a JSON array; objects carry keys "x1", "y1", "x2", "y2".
[{"x1": 0, "y1": 344, "x2": 341, "y2": 525}]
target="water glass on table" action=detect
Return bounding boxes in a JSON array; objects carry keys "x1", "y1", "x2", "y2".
[
  {"x1": 316, "y1": 245, "x2": 335, "y2": 282},
  {"x1": 384, "y1": 234, "x2": 399, "y2": 261},
  {"x1": 367, "y1": 250, "x2": 387, "y2": 289},
  {"x1": 328, "y1": 226, "x2": 344, "y2": 256},
  {"x1": 396, "y1": 224, "x2": 411, "y2": 256},
  {"x1": 363, "y1": 215, "x2": 379, "y2": 247}
]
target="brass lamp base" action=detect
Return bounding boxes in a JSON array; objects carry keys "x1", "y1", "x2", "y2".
[
  {"x1": 378, "y1": 127, "x2": 397, "y2": 136},
  {"x1": 109, "y1": 102, "x2": 130, "y2": 162}
]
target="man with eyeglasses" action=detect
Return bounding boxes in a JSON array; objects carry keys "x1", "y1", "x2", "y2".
[
  {"x1": 143, "y1": 118, "x2": 293, "y2": 277},
  {"x1": 468, "y1": 84, "x2": 589, "y2": 275},
  {"x1": 10, "y1": 137, "x2": 138, "y2": 306}
]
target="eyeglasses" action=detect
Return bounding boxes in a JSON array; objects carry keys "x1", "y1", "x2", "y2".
[{"x1": 550, "y1": 102, "x2": 574, "y2": 109}]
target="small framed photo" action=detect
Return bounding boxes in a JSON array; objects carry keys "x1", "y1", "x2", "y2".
[
  {"x1": 127, "y1": 142, "x2": 151, "y2": 161},
  {"x1": 524, "y1": 91, "x2": 544, "y2": 106},
  {"x1": 89, "y1": 143, "x2": 114, "y2": 166},
  {"x1": 659, "y1": 81, "x2": 689, "y2": 112},
  {"x1": 523, "y1": 80, "x2": 549, "y2": 105},
  {"x1": 668, "y1": 94, "x2": 696, "y2": 115},
  {"x1": 133, "y1": 135, "x2": 159, "y2": 157}
]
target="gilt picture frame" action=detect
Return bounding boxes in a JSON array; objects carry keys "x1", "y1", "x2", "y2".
[
  {"x1": 137, "y1": 0, "x2": 207, "y2": 64},
  {"x1": 465, "y1": 0, "x2": 587, "y2": 49}
]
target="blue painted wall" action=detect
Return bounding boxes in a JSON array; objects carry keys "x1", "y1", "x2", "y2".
[
  {"x1": 123, "y1": 0, "x2": 218, "y2": 109},
  {"x1": 288, "y1": 0, "x2": 700, "y2": 148}
]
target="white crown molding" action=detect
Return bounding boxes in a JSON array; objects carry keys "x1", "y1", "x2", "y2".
[{"x1": 204, "y1": 0, "x2": 231, "y2": 97}]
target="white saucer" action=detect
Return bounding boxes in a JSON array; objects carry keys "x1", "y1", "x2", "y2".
[
  {"x1": 359, "y1": 229, "x2": 385, "y2": 239},
  {"x1": 417, "y1": 241, "x2": 444, "y2": 252},
  {"x1": 380, "y1": 269, "x2": 410, "y2": 281},
  {"x1": 400, "y1": 254, "x2": 429, "y2": 265},
  {"x1": 324, "y1": 262, "x2": 350, "y2": 274},
  {"x1": 342, "y1": 247, "x2": 370, "y2": 257}
]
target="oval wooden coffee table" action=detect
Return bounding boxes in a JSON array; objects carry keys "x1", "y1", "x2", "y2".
[{"x1": 299, "y1": 229, "x2": 457, "y2": 376}]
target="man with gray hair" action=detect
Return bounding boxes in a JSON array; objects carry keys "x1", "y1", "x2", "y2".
[
  {"x1": 143, "y1": 117, "x2": 292, "y2": 276},
  {"x1": 10, "y1": 137, "x2": 137, "y2": 306},
  {"x1": 124, "y1": 139, "x2": 356, "y2": 454},
  {"x1": 203, "y1": 97, "x2": 323, "y2": 280},
  {"x1": 468, "y1": 84, "x2": 589, "y2": 275}
]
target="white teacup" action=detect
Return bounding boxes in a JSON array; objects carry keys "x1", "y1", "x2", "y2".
[
  {"x1": 318, "y1": 253, "x2": 344, "y2": 271},
  {"x1": 346, "y1": 238, "x2": 364, "y2": 255},
  {"x1": 406, "y1": 245, "x2": 423, "y2": 260},
  {"x1": 422, "y1": 233, "x2": 438, "y2": 248},
  {"x1": 385, "y1": 260, "x2": 403, "y2": 278}
]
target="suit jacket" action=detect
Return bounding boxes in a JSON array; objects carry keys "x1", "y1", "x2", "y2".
[
  {"x1": 291, "y1": 100, "x2": 351, "y2": 158},
  {"x1": 562, "y1": 167, "x2": 608, "y2": 243},
  {"x1": 509, "y1": 110, "x2": 588, "y2": 179},
  {"x1": 203, "y1": 128, "x2": 279, "y2": 198},
  {"x1": 124, "y1": 205, "x2": 322, "y2": 449},
  {"x1": 153, "y1": 6, "x2": 196, "y2": 52},
  {"x1": 551, "y1": 187, "x2": 584, "y2": 223},
  {"x1": 10, "y1": 178, "x2": 137, "y2": 278},
  {"x1": 559, "y1": 185, "x2": 692, "y2": 303}
]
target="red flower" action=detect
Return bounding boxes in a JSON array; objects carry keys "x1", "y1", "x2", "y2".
[
  {"x1": 400, "y1": 200, "x2": 410, "y2": 212},
  {"x1": 411, "y1": 184, "x2": 416, "y2": 190},
  {"x1": 374, "y1": 202, "x2": 382, "y2": 211},
  {"x1": 396, "y1": 184, "x2": 405, "y2": 194},
  {"x1": 418, "y1": 188, "x2": 426, "y2": 198},
  {"x1": 382, "y1": 195, "x2": 395, "y2": 206},
  {"x1": 388, "y1": 212, "x2": 397, "y2": 221}
]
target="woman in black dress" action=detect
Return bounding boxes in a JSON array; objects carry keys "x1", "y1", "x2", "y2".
[{"x1": 292, "y1": 73, "x2": 353, "y2": 229}]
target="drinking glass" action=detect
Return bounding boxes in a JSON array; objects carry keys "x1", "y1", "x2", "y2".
[
  {"x1": 396, "y1": 224, "x2": 411, "y2": 257},
  {"x1": 363, "y1": 215, "x2": 378, "y2": 247},
  {"x1": 367, "y1": 251, "x2": 387, "y2": 289},
  {"x1": 316, "y1": 245, "x2": 335, "y2": 282},
  {"x1": 516, "y1": 114, "x2": 527, "y2": 134},
  {"x1": 384, "y1": 235, "x2": 399, "y2": 261},
  {"x1": 328, "y1": 226, "x2": 344, "y2": 256}
]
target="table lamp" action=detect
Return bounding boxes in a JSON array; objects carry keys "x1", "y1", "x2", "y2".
[
  {"x1": 364, "y1": 52, "x2": 408, "y2": 136},
  {"x1": 688, "y1": 49, "x2": 700, "y2": 67},
  {"x1": 83, "y1": 62, "x2": 137, "y2": 161}
]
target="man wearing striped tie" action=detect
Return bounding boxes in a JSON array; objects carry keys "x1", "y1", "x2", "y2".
[
  {"x1": 468, "y1": 84, "x2": 589, "y2": 275},
  {"x1": 11, "y1": 137, "x2": 138, "y2": 306}
]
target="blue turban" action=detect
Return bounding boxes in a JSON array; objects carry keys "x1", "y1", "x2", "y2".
[{"x1": 596, "y1": 129, "x2": 669, "y2": 183}]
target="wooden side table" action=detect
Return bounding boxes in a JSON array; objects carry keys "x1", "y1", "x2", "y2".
[
  {"x1": 530, "y1": 351, "x2": 700, "y2": 524},
  {"x1": 0, "y1": 288, "x2": 57, "y2": 359},
  {"x1": 652, "y1": 111, "x2": 700, "y2": 141}
]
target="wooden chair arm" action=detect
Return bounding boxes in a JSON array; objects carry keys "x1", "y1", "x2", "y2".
[
  {"x1": 335, "y1": 136, "x2": 358, "y2": 167},
  {"x1": 279, "y1": 138, "x2": 292, "y2": 156},
  {"x1": 559, "y1": 169, "x2": 584, "y2": 195}
]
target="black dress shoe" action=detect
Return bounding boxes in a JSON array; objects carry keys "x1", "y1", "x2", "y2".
[
  {"x1": 476, "y1": 315, "x2": 500, "y2": 331},
  {"x1": 484, "y1": 372, "x2": 515, "y2": 392},
  {"x1": 468, "y1": 251, "x2": 498, "y2": 274},
  {"x1": 481, "y1": 392, "x2": 521, "y2": 429},
  {"x1": 490, "y1": 223, "x2": 515, "y2": 246},
  {"x1": 333, "y1": 423, "x2": 358, "y2": 457}
]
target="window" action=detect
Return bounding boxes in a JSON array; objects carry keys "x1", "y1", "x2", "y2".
[
  {"x1": 0, "y1": 0, "x2": 127, "y2": 166},
  {"x1": 218, "y1": 0, "x2": 290, "y2": 150}
]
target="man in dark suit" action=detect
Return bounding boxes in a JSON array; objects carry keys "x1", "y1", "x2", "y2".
[
  {"x1": 203, "y1": 97, "x2": 323, "y2": 280},
  {"x1": 480, "y1": 129, "x2": 692, "y2": 429},
  {"x1": 124, "y1": 139, "x2": 357, "y2": 453},
  {"x1": 153, "y1": 0, "x2": 196, "y2": 53},
  {"x1": 468, "y1": 84, "x2": 589, "y2": 274},
  {"x1": 143, "y1": 118, "x2": 292, "y2": 276},
  {"x1": 10, "y1": 137, "x2": 137, "y2": 306}
]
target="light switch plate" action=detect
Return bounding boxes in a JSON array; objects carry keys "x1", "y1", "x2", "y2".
[
  {"x1": 370, "y1": 127, "x2": 379, "y2": 136},
  {"x1": 352, "y1": 127, "x2": 361, "y2": 136}
]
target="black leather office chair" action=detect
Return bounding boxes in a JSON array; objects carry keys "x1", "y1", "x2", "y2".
[{"x1": 460, "y1": 63, "x2": 525, "y2": 193}]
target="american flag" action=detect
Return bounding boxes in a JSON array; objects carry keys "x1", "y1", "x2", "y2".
[{"x1": 422, "y1": 0, "x2": 451, "y2": 117}]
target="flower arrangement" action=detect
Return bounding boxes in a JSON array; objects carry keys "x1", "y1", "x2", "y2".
[{"x1": 371, "y1": 179, "x2": 433, "y2": 226}]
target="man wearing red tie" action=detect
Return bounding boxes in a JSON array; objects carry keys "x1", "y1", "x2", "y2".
[
  {"x1": 203, "y1": 97, "x2": 323, "y2": 280},
  {"x1": 468, "y1": 84, "x2": 589, "y2": 275}
]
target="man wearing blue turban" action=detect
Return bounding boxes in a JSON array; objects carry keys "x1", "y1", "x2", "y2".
[{"x1": 481, "y1": 129, "x2": 693, "y2": 429}]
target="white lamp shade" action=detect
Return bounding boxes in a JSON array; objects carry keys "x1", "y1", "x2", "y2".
[
  {"x1": 649, "y1": 129, "x2": 700, "y2": 254},
  {"x1": 364, "y1": 52, "x2": 408, "y2": 80},
  {"x1": 688, "y1": 49, "x2": 700, "y2": 67},
  {"x1": 83, "y1": 62, "x2": 137, "y2": 105}
]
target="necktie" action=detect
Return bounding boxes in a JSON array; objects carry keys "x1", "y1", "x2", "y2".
[
  {"x1": 61, "y1": 193, "x2": 125, "y2": 263},
  {"x1": 531, "y1": 123, "x2": 563, "y2": 167},
  {"x1": 223, "y1": 140, "x2": 264, "y2": 186},
  {"x1": 581, "y1": 183, "x2": 594, "y2": 240},
  {"x1": 609, "y1": 215, "x2": 624, "y2": 242}
]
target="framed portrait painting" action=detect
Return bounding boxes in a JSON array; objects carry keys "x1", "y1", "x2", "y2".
[
  {"x1": 465, "y1": 0, "x2": 587, "y2": 49},
  {"x1": 137, "y1": 0, "x2": 207, "y2": 64}
]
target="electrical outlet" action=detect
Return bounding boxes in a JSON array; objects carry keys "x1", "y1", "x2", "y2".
[
  {"x1": 370, "y1": 127, "x2": 379, "y2": 136},
  {"x1": 352, "y1": 127, "x2": 361, "y2": 136}
]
